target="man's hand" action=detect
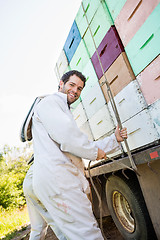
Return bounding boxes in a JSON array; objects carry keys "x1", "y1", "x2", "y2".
[
  {"x1": 96, "y1": 148, "x2": 107, "y2": 160},
  {"x1": 115, "y1": 125, "x2": 128, "y2": 142}
]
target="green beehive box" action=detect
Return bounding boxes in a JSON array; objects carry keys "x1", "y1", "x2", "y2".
[
  {"x1": 83, "y1": 3, "x2": 113, "y2": 58},
  {"x1": 81, "y1": 60, "x2": 98, "y2": 99},
  {"x1": 125, "y1": 3, "x2": 160, "y2": 76},
  {"x1": 75, "y1": 0, "x2": 101, "y2": 38},
  {"x1": 70, "y1": 97, "x2": 81, "y2": 111},
  {"x1": 70, "y1": 39, "x2": 90, "y2": 72},
  {"x1": 105, "y1": 0, "x2": 127, "y2": 21}
]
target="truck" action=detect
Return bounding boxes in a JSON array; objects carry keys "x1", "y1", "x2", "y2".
[{"x1": 54, "y1": 0, "x2": 160, "y2": 239}]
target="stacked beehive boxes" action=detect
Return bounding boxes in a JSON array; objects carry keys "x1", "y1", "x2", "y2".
[{"x1": 54, "y1": 0, "x2": 160, "y2": 154}]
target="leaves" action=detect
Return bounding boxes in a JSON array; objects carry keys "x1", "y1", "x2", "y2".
[{"x1": 0, "y1": 144, "x2": 32, "y2": 209}]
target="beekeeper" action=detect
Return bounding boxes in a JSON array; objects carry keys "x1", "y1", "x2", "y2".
[
  {"x1": 26, "y1": 70, "x2": 127, "y2": 240},
  {"x1": 23, "y1": 163, "x2": 67, "y2": 240}
]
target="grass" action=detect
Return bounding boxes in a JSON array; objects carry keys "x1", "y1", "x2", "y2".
[{"x1": 0, "y1": 206, "x2": 30, "y2": 240}]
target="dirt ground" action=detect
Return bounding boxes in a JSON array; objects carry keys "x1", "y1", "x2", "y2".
[{"x1": 12, "y1": 216, "x2": 124, "y2": 240}]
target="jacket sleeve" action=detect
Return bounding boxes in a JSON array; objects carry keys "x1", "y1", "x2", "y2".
[
  {"x1": 36, "y1": 97, "x2": 98, "y2": 161},
  {"x1": 95, "y1": 134, "x2": 121, "y2": 154}
]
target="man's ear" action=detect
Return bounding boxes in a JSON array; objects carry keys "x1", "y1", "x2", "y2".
[{"x1": 59, "y1": 80, "x2": 64, "y2": 91}]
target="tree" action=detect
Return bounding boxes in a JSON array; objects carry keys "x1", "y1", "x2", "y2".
[{"x1": 0, "y1": 143, "x2": 32, "y2": 209}]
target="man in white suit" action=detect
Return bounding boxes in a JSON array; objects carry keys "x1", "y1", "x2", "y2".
[{"x1": 23, "y1": 70, "x2": 127, "y2": 240}]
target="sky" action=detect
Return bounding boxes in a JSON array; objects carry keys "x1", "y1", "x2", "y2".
[{"x1": 0, "y1": 0, "x2": 82, "y2": 150}]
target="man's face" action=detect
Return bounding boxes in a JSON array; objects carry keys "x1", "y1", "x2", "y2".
[{"x1": 59, "y1": 74, "x2": 84, "y2": 105}]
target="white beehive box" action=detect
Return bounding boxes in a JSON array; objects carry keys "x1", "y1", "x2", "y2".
[
  {"x1": 79, "y1": 121, "x2": 94, "y2": 141},
  {"x1": 121, "y1": 109, "x2": 159, "y2": 151},
  {"x1": 55, "y1": 50, "x2": 68, "y2": 79},
  {"x1": 149, "y1": 99, "x2": 160, "y2": 137},
  {"x1": 89, "y1": 104, "x2": 114, "y2": 140},
  {"x1": 72, "y1": 102, "x2": 88, "y2": 127},
  {"x1": 82, "y1": 82, "x2": 106, "y2": 119},
  {"x1": 108, "y1": 80, "x2": 147, "y2": 123}
]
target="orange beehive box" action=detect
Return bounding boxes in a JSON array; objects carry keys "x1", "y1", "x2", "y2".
[{"x1": 99, "y1": 52, "x2": 135, "y2": 102}]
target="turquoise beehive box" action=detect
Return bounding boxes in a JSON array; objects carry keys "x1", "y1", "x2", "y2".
[
  {"x1": 125, "y1": 3, "x2": 160, "y2": 76},
  {"x1": 75, "y1": 0, "x2": 100, "y2": 38},
  {"x1": 105, "y1": 0, "x2": 127, "y2": 21}
]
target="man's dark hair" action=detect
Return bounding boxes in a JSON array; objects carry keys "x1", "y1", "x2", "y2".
[{"x1": 60, "y1": 70, "x2": 86, "y2": 88}]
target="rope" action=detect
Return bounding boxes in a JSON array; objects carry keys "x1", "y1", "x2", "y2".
[{"x1": 88, "y1": 160, "x2": 109, "y2": 240}]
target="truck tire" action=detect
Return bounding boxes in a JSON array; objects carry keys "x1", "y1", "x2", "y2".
[{"x1": 105, "y1": 174, "x2": 157, "y2": 240}]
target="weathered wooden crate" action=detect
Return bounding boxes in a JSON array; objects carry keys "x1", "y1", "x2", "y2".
[
  {"x1": 137, "y1": 54, "x2": 160, "y2": 105},
  {"x1": 99, "y1": 52, "x2": 135, "y2": 102}
]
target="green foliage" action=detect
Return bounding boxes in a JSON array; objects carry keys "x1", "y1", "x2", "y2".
[
  {"x1": 0, "y1": 206, "x2": 29, "y2": 239},
  {"x1": 0, "y1": 143, "x2": 32, "y2": 210}
]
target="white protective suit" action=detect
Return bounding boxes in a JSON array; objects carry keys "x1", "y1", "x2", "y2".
[
  {"x1": 31, "y1": 92, "x2": 120, "y2": 240},
  {"x1": 23, "y1": 164, "x2": 67, "y2": 240}
]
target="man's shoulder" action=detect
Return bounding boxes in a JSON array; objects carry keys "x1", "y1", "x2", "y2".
[{"x1": 37, "y1": 92, "x2": 67, "y2": 109}]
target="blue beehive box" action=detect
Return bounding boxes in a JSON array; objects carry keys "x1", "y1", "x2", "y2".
[{"x1": 63, "y1": 21, "x2": 81, "y2": 63}]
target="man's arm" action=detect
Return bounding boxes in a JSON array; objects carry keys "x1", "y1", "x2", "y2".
[{"x1": 36, "y1": 97, "x2": 98, "y2": 160}]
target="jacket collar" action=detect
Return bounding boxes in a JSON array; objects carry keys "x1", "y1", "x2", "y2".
[{"x1": 54, "y1": 92, "x2": 70, "y2": 109}]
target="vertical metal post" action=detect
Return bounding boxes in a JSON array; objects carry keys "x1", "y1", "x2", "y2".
[{"x1": 81, "y1": 2, "x2": 137, "y2": 170}]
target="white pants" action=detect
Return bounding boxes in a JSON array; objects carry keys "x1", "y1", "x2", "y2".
[
  {"x1": 23, "y1": 165, "x2": 67, "y2": 240},
  {"x1": 32, "y1": 163, "x2": 104, "y2": 240}
]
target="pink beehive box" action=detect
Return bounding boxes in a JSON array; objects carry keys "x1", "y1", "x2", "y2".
[
  {"x1": 115, "y1": 0, "x2": 159, "y2": 47},
  {"x1": 137, "y1": 55, "x2": 160, "y2": 105}
]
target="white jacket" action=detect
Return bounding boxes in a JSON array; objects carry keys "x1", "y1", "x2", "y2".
[{"x1": 32, "y1": 92, "x2": 120, "y2": 194}]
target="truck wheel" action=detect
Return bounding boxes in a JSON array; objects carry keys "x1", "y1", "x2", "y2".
[{"x1": 105, "y1": 174, "x2": 157, "y2": 240}]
